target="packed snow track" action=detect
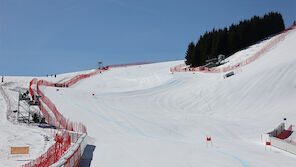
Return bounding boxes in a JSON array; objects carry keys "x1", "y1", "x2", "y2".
[{"x1": 40, "y1": 28, "x2": 296, "y2": 167}]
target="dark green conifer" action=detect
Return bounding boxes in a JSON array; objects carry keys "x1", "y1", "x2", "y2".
[{"x1": 185, "y1": 12, "x2": 285, "y2": 67}]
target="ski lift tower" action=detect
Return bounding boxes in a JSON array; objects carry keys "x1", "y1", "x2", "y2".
[{"x1": 98, "y1": 61, "x2": 103, "y2": 69}]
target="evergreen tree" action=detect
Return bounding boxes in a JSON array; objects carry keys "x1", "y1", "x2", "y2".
[
  {"x1": 185, "y1": 12, "x2": 285, "y2": 67},
  {"x1": 185, "y1": 42, "x2": 195, "y2": 66}
]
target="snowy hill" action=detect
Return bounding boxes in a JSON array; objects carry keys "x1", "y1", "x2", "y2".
[
  {"x1": 42, "y1": 28, "x2": 296, "y2": 166},
  {"x1": 1, "y1": 27, "x2": 296, "y2": 166}
]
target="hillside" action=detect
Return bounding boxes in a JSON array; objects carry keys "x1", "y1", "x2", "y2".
[
  {"x1": 0, "y1": 26, "x2": 295, "y2": 167},
  {"x1": 39, "y1": 27, "x2": 296, "y2": 166}
]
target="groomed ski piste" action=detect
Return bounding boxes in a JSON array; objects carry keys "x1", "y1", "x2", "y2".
[{"x1": 1, "y1": 25, "x2": 296, "y2": 166}]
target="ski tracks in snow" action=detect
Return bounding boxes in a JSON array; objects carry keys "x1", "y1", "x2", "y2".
[{"x1": 56, "y1": 90, "x2": 250, "y2": 167}]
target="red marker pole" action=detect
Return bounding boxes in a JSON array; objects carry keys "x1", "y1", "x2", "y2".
[
  {"x1": 206, "y1": 136, "x2": 213, "y2": 147},
  {"x1": 265, "y1": 140, "x2": 271, "y2": 151}
]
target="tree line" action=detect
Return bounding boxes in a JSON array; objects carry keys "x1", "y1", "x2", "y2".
[{"x1": 185, "y1": 12, "x2": 285, "y2": 67}]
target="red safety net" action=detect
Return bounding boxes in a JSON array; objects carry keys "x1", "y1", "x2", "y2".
[
  {"x1": 64, "y1": 68, "x2": 106, "y2": 87},
  {"x1": 22, "y1": 132, "x2": 71, "y2": 167},
  {"x1": 107, "y1": 62, "x2": 152, "y2": 68},
  {"x1": 37, "y1": 80, "x2": 67, "y2": 129},
  {"x1": 24, "y1": 68, "x2": 106, "y2": 166},
  {"x1": 29, "y1": 68, "x2": 107, "y2": 132},
  {"x1": 63, "y1": 145, "x2": 82, "y2": 167},
  {"x1": 170, "y1": 24, "x2": 296, "y2": 74}
]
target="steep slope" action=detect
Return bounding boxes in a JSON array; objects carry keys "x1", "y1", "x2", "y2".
[{"x1": 43, "y1": 28, "x2": 296, "y2": 167}]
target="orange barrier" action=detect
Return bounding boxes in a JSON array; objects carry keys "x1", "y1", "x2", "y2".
[
  {"x1": 10, "y1": 146, "x2": 29, "y2": 154},
  {"x1": 171, "y1": 24, "x2": 296, "y2": 74}
]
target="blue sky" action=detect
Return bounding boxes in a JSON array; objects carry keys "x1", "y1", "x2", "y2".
[{"x1": 0, "y1": 0, "x2": 295, "y2": 76}]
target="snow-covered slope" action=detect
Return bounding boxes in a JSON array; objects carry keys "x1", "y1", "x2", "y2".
[
  {"x1": 0, "y1": 77, "x2": 56, "y2": 167},
  {"x1": 1, "y1": 27, "x2": 295, "y2": 167},
  {"x1": 36, "y1": 28, "x2": 296, "y2": 167},
  {"x1": 0, "y1": 74, "x2": 84, "y2": 166}
]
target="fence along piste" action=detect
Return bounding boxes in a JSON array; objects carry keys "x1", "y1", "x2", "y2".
[
  {"x1": 24, "y1": 68, "x2": 106, "y2": 167},
  {"x1": 170, "y1": 24, "x2": 296, "y2": 73}
]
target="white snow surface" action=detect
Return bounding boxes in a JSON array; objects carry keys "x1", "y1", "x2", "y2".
[
  {"x1": 0, "y1": 77, "x2": 56, "y2": 167},
  {"x1": 1, "y1": 28, "x2": 296, "y2": 166},
  {"x1": 43, "y1": 28, "x2": 296, "y2": 166}
]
